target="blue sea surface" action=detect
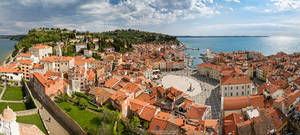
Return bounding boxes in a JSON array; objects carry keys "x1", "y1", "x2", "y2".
[
  {"x1": 0, "y1": 39, "x2": 17, "y2": 64},
  {"x1": 178, "y1": 36, "x2": 300, "y2": 67}
]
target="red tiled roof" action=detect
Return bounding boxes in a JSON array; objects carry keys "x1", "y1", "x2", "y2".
[
  {"x1": 249, "y1": 95, "x2": 265, "y2": 108},
  {"x1": 258, "y1": 65, "x2": 273, "y2": 71},
  {"x1": 265, "y1": 108, "x2": 287, "y2": 129},
  {"x1": 110, "y1": 90, "x2": 128, "y2": 104},
  {"x1": 18, "y1": 60, "x2": 33, "y2": 65},
  {"x1": 293, "y1": 78, "x2": 300, "y2": 86},
  {"x1": 139, "y1": 105, "x2": 157, "y2": 121},
  {"x1": 204, "y1": 120, "x2": 218, "y2": 130},
  {"x1": 236, "y1": 120, "x2": 251, "y2": 128},
  {"x1": 123, "y1": 82, "x2": 141, "y2": 94},
  {"x1": 136, "y1": 93, "x2": 156, "y2": 105},
  {"x1": 168, "y1": 116, "x2": 184, "y2": 126},
  {"x1": 258, "y1": 83, "x2": 281, "y2": 94},
  {"x1": 95, "y1": 88, "x2": 116, "y2": 104},
  {"x1": 223, "y1": 120, "x2": 237, "y2": 135},
  {"x1": 198, "y1": 63, "x2": 222, "y2": 71},
  {"x1": 18, "y1": 53, "x2": 33, "y2": 58},
  {"x1": 41, "y1": 56, "x2": 73, "y2": 62},
  {"x1": 224, "y1": 113, "x2": 245, "y2": 125},
  {"x1": 286, "y1": 90, "x2": 300, "y2": 106},
  {"x1": 130, "y1": 99, "x2": 149, "y2": 114},
  {"x1": 185, "y1": 104, "x2": 207, "y2": 119},
  {"x1": 181, "y1": 98, "x2": 194, "y2": 110},
  {"x1": 149, "y1": 112, "x2": 172, "y2": 133},
  {"x1": 221, "y1": 74, "x2": 251, "y2": 85},
  {"x1": 0, "y1": 66, "x2": 22, "y2": 73},
  {"x1": 105, "y1": 78, "x2": 120, "y2": 88},
  {"x1": 224, "y1": 95, "x2": 265, "y2": 110},
  {"x1": 30, "y1": 44, "x2": 51, "y2": 49},
  {"x1": 224, "y1": 96, "x2": 251, "y2": 110},
  {"x1": 181, "y1": 124, "x2": 197, "y2": 132},
  {"x1": 167, "y1": 87, "x2": 183, "y2": 100},
  {"x1": 87, "y1": 70, "x2": 96, "y2": 81},
  {"x1": 32, "y1": 64, "x2": 44, "y2": 69},
  {"x1": 149, "y1": 86, "x2": 166, "y2": 96}
]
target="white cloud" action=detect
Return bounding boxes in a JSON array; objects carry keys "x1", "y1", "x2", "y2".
[
  {"x1": 79, "y1": 0, "x2": 218, "y2": 26},
  {"x1": 244, "y1": 6, "x2": 256, "y2": 10},
  {"x1": 265, "y1": 9, "x2": 272, "y2": 13},
  {"x1": 194, "y1": 23, "x2": 298, "y2": 31},
  {"x1": 270, "y1": 0, "x2": 300, "y2": 11},
  {"x1": 224, "y1": 0, "x2": 240, "y2": 3},
  {"x1": 20, "y1": 0, "x2": 78, "y2": 6}
]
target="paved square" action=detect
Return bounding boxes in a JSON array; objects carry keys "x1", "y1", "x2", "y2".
[{"x1": 159, "y1": 70, "x2": 221, "y2": 119}]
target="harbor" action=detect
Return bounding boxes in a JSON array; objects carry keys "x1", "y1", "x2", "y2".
[{"x1": 184, "y1": 46, "x2": 215, "y2": 68}]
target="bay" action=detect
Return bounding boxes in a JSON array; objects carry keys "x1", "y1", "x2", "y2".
[
  {"x1": 0, "y1": 39, "x2": 17, "y2": 64},
  {"x1": 178, "y1": 36, "x2": 300, "y2": 67}
]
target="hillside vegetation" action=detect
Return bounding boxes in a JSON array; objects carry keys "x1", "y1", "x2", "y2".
[{"x1": 12, "y1": 28, "x2": 180, "y2": 56}]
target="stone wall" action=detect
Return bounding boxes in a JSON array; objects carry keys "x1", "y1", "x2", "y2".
[
  {"x1": 28, "y1": 82, "x2": 85, "y2": 135},
  {"x1": 16, "y1": 108, "x2": 38, "y2": 116}
]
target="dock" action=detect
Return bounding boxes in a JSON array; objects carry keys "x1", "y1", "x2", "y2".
[
  {"x1": 199, "y1": 48, "x2": 216, "y2": 63},
  {"x1": 184, "y1": 47, "x2": 201, "y2": 50}
]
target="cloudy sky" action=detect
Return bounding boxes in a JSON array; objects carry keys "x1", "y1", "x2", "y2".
[{"x1": 0, "y1": 0, "x2": 300, "y2": 36}]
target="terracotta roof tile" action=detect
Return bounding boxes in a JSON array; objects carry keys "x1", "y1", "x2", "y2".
[
  {"x1": 224, "y1": 96, "x2": 251, "y2": 110},
  {"x1": 30, "y1": 44, "x2": 51, "y2": 49},
  {"x1": 185, "y1": 104, "x2": 207, "y2": 119},
  {"x1": 0, "y1": 66, "x2": 22, "y2": 73},
  {"x1": 136, "y1": 93, "x2": 156, "y2": 105},
  {"x1": 167, "y1": 87, "x2": 183, "y2": 100},
  {"x1": 139, "y1": 105, "x2": 157, "y2": 121},
  {"x1": 105, "y1": 78, "x2": 120, "y2": 88},
  {"x1": 221, "y1": 74, "x2": 251, "y2": 85},
  {"x1": 198, "y1": 63, "x2": 222, "y2": 71},
  {"x1": 123, "y1": 82, "x2": 141, "y2": 94},
  {"x1": 130, "y1": 99, "x2": 149, "y2": 114}
]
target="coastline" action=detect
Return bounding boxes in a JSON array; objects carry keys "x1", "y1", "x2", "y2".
[{"x1": 1, "y1": 52, "x2": 12, "y2": 66}]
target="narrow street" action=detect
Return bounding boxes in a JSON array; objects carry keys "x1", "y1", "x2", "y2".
[{"x1": 34, "y1": 99, "x2": 70, "y2": 135}]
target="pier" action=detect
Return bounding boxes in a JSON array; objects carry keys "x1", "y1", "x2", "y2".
[
  {"x1": 184, "y1": 47, "x2": 201, "y2": 50},
  {"x1": 199, "y1": 48, "x2": 216, "y2": 63}
]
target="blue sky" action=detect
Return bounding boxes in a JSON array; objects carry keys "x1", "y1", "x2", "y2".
[{"x1": 0, "y1": 0, "x2": 300, "y2": 36}]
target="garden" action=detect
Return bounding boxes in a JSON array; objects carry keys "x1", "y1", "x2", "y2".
[
  {"x1": 55, "y1": 93, "x2": 148, "y2": 135},
  {"x1": 17, "y1": 114, "x2": 48, "y2": 134},
  {"x1": 2, "y1": 85, "x2": 25, "y2": 101}
]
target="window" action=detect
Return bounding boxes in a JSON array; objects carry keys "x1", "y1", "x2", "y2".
[
  {"x1": 225, "y1": 93, "x2": 227, "y2": 96},
  {"x1": 236, "y1": 86, "x2": 238, "y2": 90},
  {"x1": 236, "y1": 92, "x2": 238, "y2": 96},
  {"x1": 231, "y1": 87, "x2": 233, "y2": 90},
  {"x1": 242, "y1": 92, "x2": 244, "y2": 95},
  {"x1": 242, "y1": 86, "x2": 244, "y2": 89},
  {"x1": 155, "y1": 126, "x2": 160, "y2": 131},
  {"x1": 248, "y1": 85, "x2": 250, "y2": 88},
  {"x1": 225, "y1": 87, "x2": 227, "y2": 90},
  {"x1": 247, "y1": 91, "x2": 250, "y2": 95},
  {"x1": 231, "y1": 93, "x2": 233, "y2": 96}
]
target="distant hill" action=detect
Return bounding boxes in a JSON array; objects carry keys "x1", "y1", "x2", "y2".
[
  {"x1": 0, "y1": 35, "x2": 26, "y2": 41},
  {"x1": 98, "y1": 29, "x2": 180, "y2": 45},
  {"x1": 176, "y1": 36, "x2": 269, "y2": 38}
]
